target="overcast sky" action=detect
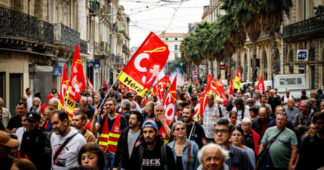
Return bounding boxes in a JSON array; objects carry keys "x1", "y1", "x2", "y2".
[{"x1": 120, "y1": 0, "x2": 209, "y2": 48}]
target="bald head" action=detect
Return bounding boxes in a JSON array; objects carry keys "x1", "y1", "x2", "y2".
[{"x1": 198, "y1": 143, "x2": 229, "y2": 170}]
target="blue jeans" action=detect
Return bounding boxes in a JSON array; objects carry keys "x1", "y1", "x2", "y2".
[{"x1": 104, "y1": 153, "x2": 115, "y2": 170}]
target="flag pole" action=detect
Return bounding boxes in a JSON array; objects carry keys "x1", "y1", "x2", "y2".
[{"x1": 97, "y1": 80, "x2": 117, "y2": 109}]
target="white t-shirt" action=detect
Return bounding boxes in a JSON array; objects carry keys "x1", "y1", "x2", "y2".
[
  {"x1": 51, "y1": 127, "x2": 86, "y2": 170},
  {"x1": 15, "y1": 127, "x2": 26, "y2": 150}
]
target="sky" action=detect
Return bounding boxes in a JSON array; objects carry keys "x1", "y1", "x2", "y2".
[{"x1": 120, "y1": 0, "x2": 209, "y2": 48}]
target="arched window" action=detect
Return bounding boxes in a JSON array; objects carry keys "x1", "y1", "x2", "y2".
[
  {"x1": 274, "y1": 49, "x2": 280, "y2": 74},
  {"x1": 263, "y1": 51, "x2": 268, "y2": 80}
]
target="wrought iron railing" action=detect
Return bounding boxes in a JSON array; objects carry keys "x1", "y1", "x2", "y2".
[
  {"x1": 38, "y1": 20, "x2": 54, "y2": 44},
  {"x1": 283, "y1": 14, "x2": 324, "y2": 39},
  {"x1": 0, "y1": 6, "x2": 38, "y2": 41},
  {"x1": 54, "y1": 23, "x2": 80, "y2": 47}
]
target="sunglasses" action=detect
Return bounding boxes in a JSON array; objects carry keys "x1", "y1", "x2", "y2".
[{"x1": 175, "y1": 127, "x2": 185, "y2": 131}]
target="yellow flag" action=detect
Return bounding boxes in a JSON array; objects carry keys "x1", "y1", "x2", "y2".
[{"x1": 233, "y1": 68, "x2": 241, "y2": 90}]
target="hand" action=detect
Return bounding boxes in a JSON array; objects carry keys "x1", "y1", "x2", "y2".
[
  {"x1": 157, "y1": 113, "x2": 166, "y2": 123},
  {"x1": 112, "y1": 168, "x2": 118, "y2": 170}
]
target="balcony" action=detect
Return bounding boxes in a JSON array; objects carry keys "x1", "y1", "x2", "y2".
[
  {"x1": 283, "y1": 14, "x2": 324, "y2": 40},
  {"x1": 79, "y1": 39, "x2": 88, "y2": 54},
  {"x1": 0, "y1": 6, "x2": 38, "y2": 41},
  {"x1": 54, "y1": 23, "x2": 80, "y2": 47},
  {"x1": 38, "y1": 21, "x2": 54, "y2": 44},
  {"x1": 122, "y1": 44, "x2": 129, "y2": 54}
]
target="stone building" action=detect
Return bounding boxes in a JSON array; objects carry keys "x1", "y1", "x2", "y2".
[{"x1": 0, "y1": 0, "x2": 129, "y2": 113}]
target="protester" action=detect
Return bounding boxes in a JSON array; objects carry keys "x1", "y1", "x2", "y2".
[
  {"x1": 40, "y1": 94, "x2": 55, "y2": 114},
  {"x1": 182, "y1": 105, "x2": 206, "y2": 148},
  {"x1": 130, "y1": 120, "x2": 176, "y2": 169},
  {"x1": 258, "y1": 112, "x2": 298, "y2": 170},
  {"x1": 197, "y1": 143, "x2": 229, "y2": 170},
  {"x1": 120, "y1": 99, "x2": 131, "y2": 122},
  {"x1": 77, "y1": 143, "x2": 105, "y2": 170},
  {"x1": 50, "y1": 110, "x2": 87, "y2": 170},
  {"x1": 29, "y1": 97, "x2": 41, "y2": 113},
  {"x1": 15, "y1": 113, "x2": 27, "y2": 150},
  {"x1": 251, "y1": 107, "x2": 271, "y2": 139},
  {"x1": 296, "y1": 112, "x2": 324, "y2": 170},
  {"x1": 228, "y1": 111, "x2": 238, "y2": 127},
  {"x1": 293, "y1": 100, "x2": 314, "y2": 140},
  {"x1": 248, "y1": 106, "x2": 259, "y2": 121},
  {"x1": 25, "y1": 88, "x2": 33, "y2": 111},
  {"x1": 49, "y1": 97, "x2": 59, "y2": 110},
  {"x1": 230, "y1": 127, "x2": 255, "y2": 169},
  {"x1": 241, "y1": 118, "x2": 260, "y2": 155},
  {"x1": 168, "y1": 121, "x2": 199, "y2": 170},
  {"x1": 91, "y1": 98, "x2": 127, "y2": 170},
  {"x1": 202, "y1": 94, "x2": 220, "y2": 143},
  {"x1": 43, "y1": 106, "x2": 54, "y2": 132},
  {"x1": 20, "y1": 112, "x2": 51, "y2": 170},
  {"x1": 6, "y1": 102, "x2": 28, "y2": 133},
  {"x1": 232, "y1": 98, "x2": 250, "y2": 122},
  {"x1": 10, "y1": 158, "x2": 37, "y2": 170},
  {"x1": 0, "y1": 97, "x2": 11, "y2": 130},
  {"x1": 72, "y1": 111, "x2": 96, "y2": 143},
  {"x1": 284, "y1": 98, "x2": 300, "y2": 122},
  {"x1": 268, "y1": 105, "x2": 294, "y2": 130},
  {"x1": 113, "y1": 111, "x2": 143, "y2": 170},
  {"x1": 213, "y1": 118, "x2": 254, "y2": 170},
  {"x1": 151, "y1": 104, "x2": 172, "y2": 143},
  {"x1": 143, "y1": 101, "x2": 155, "y2": 121}
]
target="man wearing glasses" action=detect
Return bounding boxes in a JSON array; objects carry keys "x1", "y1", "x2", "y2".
[
  {"x1": 213, "y1": 118, "x2": 254, "y2": 170},
  {"x1": 91, "y1": 98, "x2": 127, "y2": 170}
]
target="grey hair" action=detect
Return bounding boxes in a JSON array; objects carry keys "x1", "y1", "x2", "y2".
[
  {"x1": 197, "y1": 143, "x2": 229, "y2": 163},
  {"x1": 154, "y1": 103, "x2": 165, "y2": 110},
  {"x1": 80, "y1": 96, "x2": 88, "y2": 102},
  {"x1": 49, "y1": 97, "x2": 59, "y2": 105},
  {"x1": 121, "y1": 99, "x2": 131, "y2": 110},
  {"x1": 171, "y1": 121, "x2": 186, "y2": 137},
  {"x1": 241, "y1": 118, "x2": 252, "y2": 126},
  {"x1": 146, "y1": 101, "x2": 155, "y2": 109},
  {"x1": 33, "y1": 97, "x2": 41, "y2": 102}
]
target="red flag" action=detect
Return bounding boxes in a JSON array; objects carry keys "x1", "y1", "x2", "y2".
[
  {"x1": 59, "y1": 64, "x2": 69, "y2": 108},
  {"x1": 228, "y1": 73, "x2": 234, "y2": 96},
  {"x1": 103, "y1": 80, "x2": 107, "y2": 88},
  {"x1": 87, "y1": 77, "x2": 94, "y2": 89},
  {"x1": 69, "y1": 45, "x2": 86, "y2": 101},
  {"x1": 218, "y1": 78, "x2": 224, "y2": 86},
  {"x1": 117, "y1": 32, "x2": 169, "y2": 97},
  {"x1": 255, "y1": 75, "x2": 265, "y2": 93},
  {"x1": 153, "y1": 73, "x2": 170, "y2": 101},
  {"x1": 163, "y1": 76, "x2": 177, "y2": 121},
  {"x1": 119, "y1": 82, "x2": 124, "y2": 91},
  {"x1": 193, "y1": 80, "x2": 211, "y2": 121},
  {"x1": 183, "y1": 74, "x2": 187, "y2": 83}
]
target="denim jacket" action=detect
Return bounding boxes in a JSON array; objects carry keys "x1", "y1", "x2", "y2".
[{"x1": 168, "y1": 139, "x2": 199, "y2": 170}]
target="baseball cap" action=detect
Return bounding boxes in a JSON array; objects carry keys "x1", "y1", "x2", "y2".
[
  {"x1": 26, "y1": 112, "x2": 41, "y2": 122},
  {"x1": 142, "y1": 120, "x2": 158, "y2": 131},
  {"x1": 0, "y1": 130, "x2": 18, "y2": 148}
]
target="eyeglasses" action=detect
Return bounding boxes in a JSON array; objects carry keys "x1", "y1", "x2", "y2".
[
  {"x1": 277, "y1": 111, "x2": 287, "y2": 115},
  {"x1": 175, "y1": 127, "x2": 185, "y2": 131},
  {"x1": 105, "y1": 104, "x2": 113, "y2": 106},
  {"x1": 214, "y1": 129, "x2": 228, "y2": 134}
]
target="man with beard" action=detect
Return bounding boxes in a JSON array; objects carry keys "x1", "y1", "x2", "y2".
[
  {"x1": 92, "y1": 98, "x2": 127, "y2": 170},
  {"x1": 20, "y1": 112, "x2": 51, "y2": 170},
  {"x1": 214, "y1": 118, "x2": 253, "y2": 170},
  {"x1": 150, "y1": 104, "x2": 171, "y2": 143},
  {"x1": 182, "y1": 105, "x2": 206, "y2": 148},
  {"x1": 130, "y1": 120, "x2": 176, "y2": 170},
  {"x1": 113, "y1": 111, "x2": 143, "y2": 170},
  {"x1": 6, "y1": 102, "x2": 28, "y2": 133},
  {"x1": 71, "y1": 111, "x2": 96, "y2": 143},
  {"x1": 50, "y1": 110, "x2": 86, "y2": 170}
]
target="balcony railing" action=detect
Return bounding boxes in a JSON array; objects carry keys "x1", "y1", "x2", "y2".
[
  {"x1": 38, "y1": 21, "x2": 54, "y2": 44},
  {"x1": 0, "y1": 6, "x2": 38, "y2": 41},
  {"x1": 54, "y1": 23, "x2": 80, "y2": 47},
  {"x1": 283, "y1": 14, "x2": 324, "y2": 39}
]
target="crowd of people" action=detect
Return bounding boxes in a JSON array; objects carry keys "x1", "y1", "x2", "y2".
[{"x1": 0, "y1": 84, "x2": 324, "y2": 170}]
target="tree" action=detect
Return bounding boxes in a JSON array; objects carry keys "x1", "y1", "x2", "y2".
[{"x1": 259, "y1": 0, "x2": 292, "y2": 87}]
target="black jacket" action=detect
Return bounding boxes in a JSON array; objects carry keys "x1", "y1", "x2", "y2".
[{"x1": 113, "y1": 127, "x2": 142, "y2": 169}]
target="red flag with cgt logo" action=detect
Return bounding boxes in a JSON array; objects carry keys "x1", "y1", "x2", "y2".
[
  {"x1": 255, "y1": 75, "x2": 265, "y2": 94},
  {"x1": 163, "y1": 76, "x2": 177, "y2": 121},
  {"x1": 117, "y1": 32, "x2": 169, "y2": 97}
]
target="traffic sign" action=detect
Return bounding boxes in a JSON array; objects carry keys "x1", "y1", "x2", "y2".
[{"x1": 297, "y1": 50, "x2": 308, "y2": 61}]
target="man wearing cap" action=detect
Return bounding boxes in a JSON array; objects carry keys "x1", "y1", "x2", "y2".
[
  {"x1": 0, "y1": 130, "x2": 18, "y2": 170},
  {"x1": 258, "y1": 112, "x2": 298, "y2": 170},
  {"x1": 92, "y1": 98, "x2": 127, "y2": 170},
  {"x1": 20, "y1": 112, "x2": 51, "y2": 170},
  {"x1": 130, "y1": 120, "x2": 176, "y2": 170}
]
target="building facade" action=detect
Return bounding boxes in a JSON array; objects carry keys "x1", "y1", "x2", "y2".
[{"x1": 0, "y1": 0, "x2": 129, "y2": 113}]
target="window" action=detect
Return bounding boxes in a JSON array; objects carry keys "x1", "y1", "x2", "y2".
[{"x1": 175, "y1": 45, "x2": 178, "y2": 50}]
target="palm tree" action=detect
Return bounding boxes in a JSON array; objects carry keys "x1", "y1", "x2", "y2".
[{"x1": 259, "y1": 0, "x2": 292, "y2": 87}]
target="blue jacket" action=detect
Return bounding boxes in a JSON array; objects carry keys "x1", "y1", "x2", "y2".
[{"x1": 168, "y1": 139, "x2": 199, "y2": 170}]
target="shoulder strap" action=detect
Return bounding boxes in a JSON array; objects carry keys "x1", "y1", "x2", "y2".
[
  {"x1": 187, "y1": 141, "x2": 191, "y2": 170},
  {"x1": 161, "y1": 143, "x2": 168, "y2": 170},
  {"x1": 53, "y1": 133, "x2": 78, "y2": 161},
  {"x1": 268, "y1": 129, "x2": 285, "y2": 149}
]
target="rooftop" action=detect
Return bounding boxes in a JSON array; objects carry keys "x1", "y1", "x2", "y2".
[{"x1": 158, "y1": 33, "x2": 187, "y2": 38}]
